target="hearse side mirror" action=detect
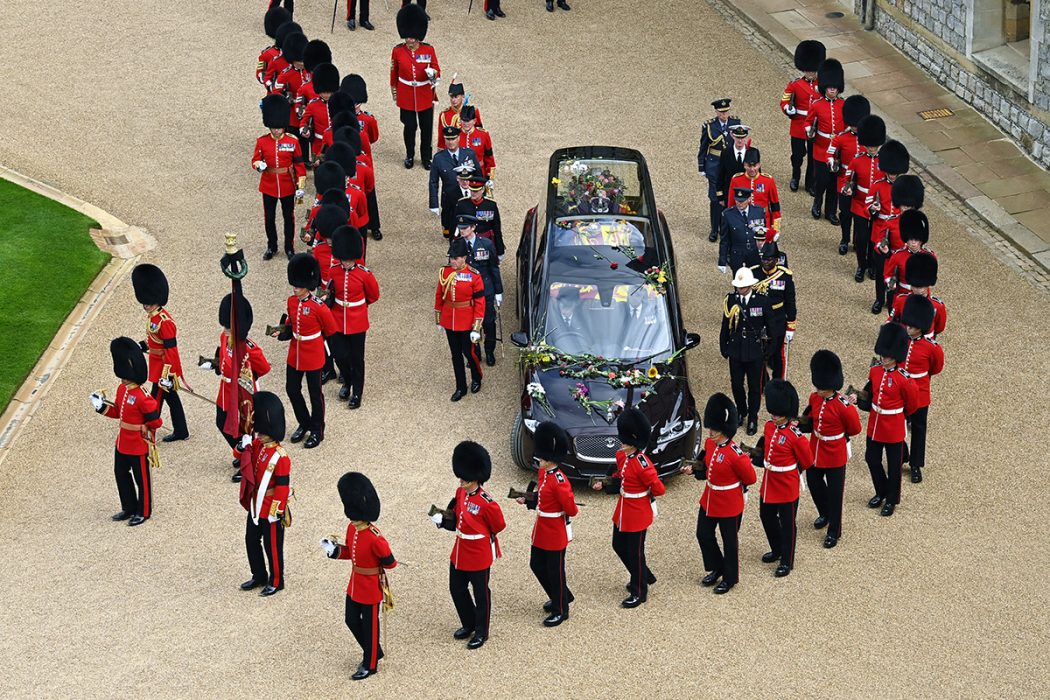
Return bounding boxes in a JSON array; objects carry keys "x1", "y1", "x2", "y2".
[
  {"x1": 511, "y1": 331, "x2": 529, "y2": 348},
  {"x1": 684, "y1": 332, "x2": 701, "y2": 350}
]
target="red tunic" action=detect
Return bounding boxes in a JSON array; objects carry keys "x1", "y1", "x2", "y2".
[
  {"x1": 389, "y1": 42, "x2": 439, "y2": 112},
  {"x1": 242, "y1": 439, "x2": 291, "y2": 523},
  {"x1": 450, "y1": 486, "x2": 506, "y2": 571},
  {"x1": 889, "y1": 291, "x2": 947, "y2": 338},
  {"x1": 257, "y1": 45, "x2": 280, "y2": 86},
  {"x1": 806, "y1": 392, "x2": 862, "y2": 468},
  {"x1": 329, "y1": 263, "x2": 379, "y2": 334},
  {"x1": 530, "y1": 466, "x2": 579, "y2": 551},
  {"x1": 215, "y1": 332, "x2": 270, "y2": 406},
  {"x1": 435, "y1": 265, "x2": 485, "y2": 332},
  {"x1": 460, "y1": 127, "x2": 495, "y2": 178},
  {"x1": 848, "y1": 152, "x2": 884, "y2": 218},
  {"x1": 828, "y1": 130, "x2": 860, "y2": 191},
  {"x1": 145, "y1": 308, "x2": 184, "y2": 384},
  {"x1": 900, "y1": 336, "x2": 944, "y2": 408},
  {"x1": 263, "y1": 54, "x2": 289, "y2": 92},
  {"x1": 698, "y1": 439, "x2": 757, "y2": 518},
  {"x1": 312, "y1": 241, "x2": 334, "y2": 286},
  {"x1": 344, "y1": 182, "x2": 370, "y2": 229},
  {"x1": 357, "y1": 111, "x2": 380, "y2": 145},
  {"x1": 300, "y1": 97, "x2": 332, "y2": 148},
  {"x1": 870, "y1": 178, "x2": 902, "y2": 251},
  {"x1": 727, "y1": 172, "x2": 782, "y2": 238},
  {"x1": 759, "y1": 421, "x2": 814, "y2": 504},
  {"x1": 883, "y1": 247, "x2": 937, "y2": 297},
  {"x1": 804, "y1": 96, "x2": 844, "y2": 161},
  {"x1": 101, "y1": 383, "x2": 163, "y2": 455},
  {"x1": 439, "y1": 105, "x2": 483, "y2": 133},
  {"x1": 353, "y1": 157, "x2": 375, "y2": 194},
  {"x1": 864, "y1": 365, "x2": 920, "y2": 442},
  {"x1": 284, "y1": 294, "x2": 337, "y2": 371},
  {"x1": 610, "y1": 450, "x2": 666, "y2": 532},
  {"x1": 273, "y1": 66, "x2": 309, "y2": 128},
  {"x1": 336, "y1": 523, "x2": 397, "y2": 604},
  {"x1": 781, "y1": 77, "x2": 820, "y2": 139},
  {"x1": 252, "y1": 132, "x2": 305, "y2": 198}
]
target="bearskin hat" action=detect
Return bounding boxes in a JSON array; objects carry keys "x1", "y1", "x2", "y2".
[
  {"x1": 311, "y1": 62, "x2": 340, "y2": 94},
  {"x1": 313, "y1": 204, "x2": 347, "y2": 240},
  {"x1": 906, "y1": 252, "x2": 938, "y2": 287},
  {"x1": 810, "y1": 350, "x2": 844, "y2": 391},
  {"x1": 338, "y1": 472, "x2": 381, "y2": 522},
  {"x1": 533, "y1": 421, "x2": 569, "y2": 463},
  {"x1": 899, "y1": 210, "x2": 929, "y2": 244},
  {"x1": 856, "y1": 115, "x2": 886, "y2": 147},
  {"x1": 794, "y1": 40, "x2": 826, "y2": 72},
  {"x1": 333, "y1": 126, "x2": 363, "y2": 159},
  {"x1": 878, "y1": 140, "x2": 910, "y2": 175},
  {"x1": 764, "y1": 379, "x2": 800, "y2": 418},
  {"x1": 275, "y1": 21, "x2": 302, "y2": 49},
  {"x1": 341, "y1": 74, "x2": 368, "y2": 105},
  {"x1": 282, "y1": 32, "x2": 308, "y2": 64},
  {"x1": 901, "y1": 294, "x2": 935, "y2": 334},
  {"x1": 287, "y1": 253, "x2": 321, "y2": 289},
  {"x1": 327, "y1": 91, "x2": 355, "y2": 120},
  {"x1": 324, "y1": 141, "x2": 358, "y2": 178},
  {"x1": 616, "y1": 408, "x2": 652, "y2": 448},
  {"x1": 891, "y1": 174, "x2": 925, "y2": 210},
  {"x1": 303, "y1": 39, "x2": 332, "y2": 73},
  {"x1": 703, "y1": 393, "x2": 738, "y2": 439},
  {"x1": 397, "y1": 3, "x2": 428, "y2": 40},
  {"x1": 261, "y1": 94, "x2": 291, "y2": 129},
  {"x1": 842, "y1": 95, "x2": 871, "y2": 127},
  {"x1": 331, "y1": 225, "x2": 363, "y2": 262},
  {"x1": 253, "y1": 391, "x2": 286, "y2": 443},
  {"x1": 218, "y1": 293, "x2": 254, "y2": 340},
  {"x1": 874, "y1": 322, "x2": 909, "y2": 363},
  {"x1": 452, "y1": 441, "x2": 491, "y2": 484},
  {"x1": 818, "y1": 58, "x2": 844, "y2": 95},
  {"x1": 320, "y1": 188, "x2": 351, "y2": 216},
  {"x1": 448, "y1": 236, "x2": 470, "y2": 258},
  {"x1": 314, "y1": 161, "x2": 346, "y2": 195},
  {"x1": 110, "y1": 337, "x2": 147, "y2": 385},
  {"x1": 264, "y1": 7, "x2": 292, "y2": 39},
  {"x1": 460, "y1": 105, "x2": 478, "y2": 122},
  {"x1": 131, "y1": 263, "x2": 169, "y2": 306}
]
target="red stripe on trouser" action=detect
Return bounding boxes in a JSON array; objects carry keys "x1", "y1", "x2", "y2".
[
  {"x1": 269, "y1": 522, "x2": 281, "y2": 587},
  {"x1": 139, "y1": 455, "x2": 151, "y2": 517},
  {"x1": 779, "y1": 344, "x2": 788, "y2": 380},
  {"x1": 369, "y1": 604, "x2": 379, "y2": 669},
  {"x1": 470, "y1": 342, "x2": 483, "y2": 380}
]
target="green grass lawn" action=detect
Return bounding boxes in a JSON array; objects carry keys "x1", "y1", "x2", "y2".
[{"x1": 0, "y1": 178, "x2": 109, "y2": 411}]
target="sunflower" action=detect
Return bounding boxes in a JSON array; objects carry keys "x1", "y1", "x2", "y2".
[{"x1": 647, "y1": 366, "x2": 660, "y2": 379}]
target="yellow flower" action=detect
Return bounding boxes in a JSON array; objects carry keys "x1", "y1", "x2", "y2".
[
  {"x1": 551, "y1": 177, "x2": 561, "y2": 185},
  {"x1": 541, "y1": 354, "x2": 553, "y2": 363},
  {"x1": 647, "y1": 366, "x2": 659, "y2": 379},
  {"x1": 657, "y1": 271, "x2": 667, "y2": 283}
]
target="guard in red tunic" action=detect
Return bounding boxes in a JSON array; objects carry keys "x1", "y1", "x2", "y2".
[
  {"x1": 239, "y1": 391, "x2": 291, "y2": 597},
  {"x1": 253, "y1": 94, "x2": 306, "y2": 260},
  {"x1": 324, "y1": 142, "x2": 371, "y2": 231},
  {"x1": 270, "y1": 254, "x2": 337, "y2": 449},
  {"x1": 321, "y1": 472, "x2": 396, "y2": 680},
  {"x1": 92, "y1": 337, "x2": 163, "y2": 526},
  {"x1": 591, "y1": 409, "x2": 667, "y2": 608},
  {"x1": 261, "y1": 19, "x2": 300, "y2": 91},
  {"x1": 752, "y1": 380, "x2": 813, "y2": 577},
  {"x1": 799, "y1": 350, "x2": 861, "y2": 549},
  {"x1": 805, "y1": 58, "x2": 844, "y2": 222},
  {"x1": 780, "y1": 40, "x2": 825, "y2": 194},
  {"x1": 888, "y1": 252, "x2": 947, "y2": 339},
  {"x1": 201, "y1": 294, "x2": 271, "y2": 482},
  {"x1": 899, "y1": 295, "x2": 945, "y2": 484},
  {"x1": 850, "y1": 323, "x2": 920, "y2": 517},
  {"x1": 845, "y1": 115, "x2": 886, "y2": 284},
  {"x1": 435, "y1": 237, "x2": 486, "y2": 401},
  {"x1": 681, "y1": 393, "x2": 757, "y2": 594},
  {"x1": 257, "y1": 6, "x2": 291, "y2": 87},
  {"x1": 516, "y1": 422, "x2": 578, "y2": 627},
  {"x1": 299, "y1": 40, "x2": 332, "y2": 111},
  {"x1": 343, "y1": 74, "x2": 384, "y2": 241},
  {"x1": 432, "y1": 441, "x2": 506, "y2": 650},
  {"x1": 827, "y1": 95, "x2": 870, "y2": 252},
  {"x1": 884, "y1": 203, "x2": 933, "y2": 310},
  {"x1": 300, "y1": 62, "x2": 340, "y2": 165},
  {"x1": 271, "y1": 32, "x2": 311, "y2": 159},
  {"x1": 390, "y1": 5, "x2": 439, "y2": 169},
  {"x1": 132, "y1": 264, "x2": 188, "y2": 443},
  {"x1": 869, "y1": 140, "x2": 910, "y2": 314},
  {"x1": 329, "y1": 226, "x2": 379, "y2": 408},
  {"x1": 459, "y1": 106, "x2": 495, "y2": 181}
]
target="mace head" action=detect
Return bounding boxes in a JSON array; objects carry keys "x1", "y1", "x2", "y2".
[{"x1": 224, "y1": 232, "x2": 238, "y2": 255}]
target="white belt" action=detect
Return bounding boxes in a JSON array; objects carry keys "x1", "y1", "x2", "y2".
[
  {"x1": 456, "y1": 530, "x2": 486, "y2": 540},
  {"x1": 335, "y1": 297, "x2": 366, "y2": 307},
  {"x1": 901, "y1": 370, "x2": 928, "y2": 379},
  {"x1": 814, "y1": 431, "x2": 845, "y2": 441},
  {"x1": 898, "y1": 281, "x2": 913, "y2": 290},
  {"x1": 621, "y1": 490, "x2": 650, "y2": 499},
  {"x1": 856, "y1": 185, "x2": 869, "y2": 193},
  {"x1": 877, "y1": 213, "x2": 897, "y2": 220},
  {"x1": 709, "y1": 481, "x2": 741, "y2": 491},
  {"x1": 293, "y1": 331, "x2": 321, "y2": 341},
  {"x1": 765, "y1": 462, "x2": 798, "y2": 472},
  {"x1": 398, "y1": 77, "x2": 431, "y2": 87},
  {"x1": 537, "y1": 510, "x2": 565, "y2": 518},
  {"x1": 795, "y1": 109, "x2": 808, "y2": 115},
  {"x1": 872, "y1": 405, "x2": 903, "y2": 415},
  {"x1": 817, "y1": 130, "x2": 832, "y2": 138}
]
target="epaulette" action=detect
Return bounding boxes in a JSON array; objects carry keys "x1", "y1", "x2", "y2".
[
  {"x1": 275, "y1": 445, "x2": 288, "y2": 459},
  {"x1": 777, "y1": 265, "x2": 793, "y2": 275},
  {"x1": 730, "y1": 443, "x2": 745, "y2": 456},
  {"x1": 357, "y1": 264, "x2": 371, "y2": 272},
  {"x1": 789, "y1": 425, "x2": 804, "y2": 438},
  {"x1": 246, "y1": 338, "x2": 257, "y2": 349},
  {"x1": 369, "y1": 524, "x2": 381, "y2": 536},
  {"x1": 555, "y1": 471, "x2": 565, "y2": 483},
  {"x1": 467, "y1": 264, "x2": 480, "y2": 274},
  {"x1": 837, "y1": 394, "x2": 851, "y2": 406},
  {"x1": 479, "y1": 490, "x2": 494, "y2": 503},
  {"x1": 930, "y1": 295, "x2": 944, "y2": 303}
]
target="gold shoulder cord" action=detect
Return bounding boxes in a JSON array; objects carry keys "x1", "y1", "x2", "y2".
[
  {"x1": 723, "y1": 296, "x2": 742, "y2": 331},
  {"x1": 439, "y1": 267, "x2": 457, "y2": 301}
]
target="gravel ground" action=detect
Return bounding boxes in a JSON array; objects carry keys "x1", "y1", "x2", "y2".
[{"x1": 1, "y1": 0, "x2": 1048, "y2": 696}]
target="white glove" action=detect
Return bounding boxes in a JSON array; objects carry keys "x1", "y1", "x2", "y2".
[
  {"x1": 267, "y1": 515, "x2": 280, "y2": 523},
  {"x1": 295, "y1": 188, "x2": 305, "y2": 200},
  {"x1": 431, "y1": 512, "x2": 444, "y2": 526},
  {"x1": 199, "y1": 360, "x2": 214, "y2": 371},
  {"x1": 485, "y1": 180, "x2": 494, "y2": 190},
  {"x1": 470, "y1": 331, "x2": 481, "y2": 343},
  {"x1": 320, "y1": 537, "x2": 338, "y2": 557},
  {"x1": 424, "y1": 67, "x2": 437, "y2": 80},
  {"x1": 90, "y1": 393, "x2": 104, "y2": 411},
  {"x1": 158, "y1": 376, "x2": 174, "y2": 391},
  {"x1": 784, "y1": 105, "x2": 797, "y2": 117},
  {"x1": 494, "y1": 294, "x2": 503, "y2": 307},
  {"x1": 498, "y1": 255, "x2": 504, "y2": 263},
  {"x1": 430, "y1": 207, "x2": 440, "y2": 215},
  {"x1": 785, "y1": 330, "x2": 795, "y2": 343},
  {"x1": 718, "y1": 265, "x2": 727, "y2": 274},
  {"x1": 299, "y1": 126, "x2": 312, "y2": 138},
  {"x1": 239, "y1": 434, "x2": 253, "y2": 451},
  {"x1": 253, "y1": 160, "x2": 267, "y2": 172}
]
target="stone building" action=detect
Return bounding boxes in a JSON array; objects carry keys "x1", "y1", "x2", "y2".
[{"x1": 854, "y1": 0, "x2": 1050, "y2": 166}]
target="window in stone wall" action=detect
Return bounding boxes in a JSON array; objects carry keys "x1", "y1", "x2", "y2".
[{"x1": 970, "y1": 0, "x2": 1033, "y2": 92}]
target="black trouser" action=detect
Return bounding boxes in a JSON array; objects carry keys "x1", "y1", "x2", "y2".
[
  {"x1": 696, "y1": 508, "x2": 742, "y2": 584},
  {"x1": 365, "y1": 189, "x2": 381, "y2": 235},
  {"x1": 263, "y1": 193, "x2": 295, "y2": 253},
  {"x1": 285, "y1": 365, "x2": 325, "y2": 434},
  {"x1": 728, "y1": 356, "x2": 764, "y2": 423},
  {"x1": 852, "y1": 214, "x2": 872, "y2": 272},
  {"x1": 449, "y1": 563, "x2": 490, "y2": 637},
  {"x1": 332, "y1": 332, "x2": 367, "y2": 398},
  {"x1": 612, "y1": 526, "x2": 654, "y2": 599},
  {"x1": 838, "y1": 192, "x2": 853, "y2": 244},
  {"x1": 245, "y1": 513, "x2": 285, "y2": 588},
  {"x1": 114, "y1": 448, "x2": 151, "y2": 518},
  {"x1": 766, "y1": 333, "x2": 786, "y2": 381},
  {"x1": 400, "y1": 107, "x2": 434, "y2": 162},
  {"x1": 529, "y1": 546, "x2": 572, "y2": 616},
  {"x1": 440, "y1": 193, "x2": 458, "y2": 236},
  {"x1": 345, "y1": 596, "x2": 382, "y2": 670},
  {"x1": 347, "y1": 0, "x2": 369, "y2": 20},
  {"x1": 790, "y1": 136, "x2": 815, "y2": 190},
  {"x1": 445, "y1": 328, "x2": 482, "y2": 392},
  {"x1": 150, "y1": 382, "x2": 188, "y2": 438},
  {"x1": 812, "y1": 162, "x2": 837, "y2": 216},
  {"x1": 807, "y1": 466, "x2": 846, "y2": 538},
  {"x1": 872, "y1": 247, "x2": 888, "y2": 302},
  {"x1": 759, "y1": 498, "x2": 799, "y2": 568},
  {"x1": 907, "y1": 406, "x2": 929, "y2": 469},
  {"x1": 482, "y1": 294, "x2": 497, "y2": 355},
  {"x1": 484, "y1": 0, "x2": 502, "y2": 10},
  {"x1": 214, "y1": 408, "x2": 239, "y2": 451},
  {"x1": 866, "y1": 437, "x2": 905, "y2": 504}
]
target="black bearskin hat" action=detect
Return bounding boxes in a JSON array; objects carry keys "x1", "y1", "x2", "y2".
[
  {"x1": 110, "y1": 337, "x2": 147, "y2": 385},
  {"x1": 219, "y1": 293, "x2": 254, "y2": 340},
  {"x1": 794, "y1": 40, "x2": 826, "y2": 72},
  {"x1": 282, "y1": 32, "x2": 308, "y2": 64},
  {"x1": 901, "y1": 294, "x2": 935, "y2": 334},
  {"x1": 311, "y1": 62, "x2": 340, "y2": 94},
  {"x1": 452, "y1": 441, "x2": 491, "y2": 483},
  {"x1": 397, "y1": 3, "x2": 428, "y2": 40},
  {"x1": 287, "y1": 253, "x2": 321, "y2": 289},
  {"x1": 321, "y1": 188, "x2": 351, "y2": 216},
  {"x1": 331, "y1": 225, "x2": 363, "y2": 262},
  {"x1": 874, "y1": 323, "x2": 909, "y2": 363},
  {"x1": 906, "y1": 252, "x2": 938, "y2": 287},
  {"x1": 275, "y1": 21, "x2": 302, "y2": 50},
  {"x1": 448, "y1": 236, "x2": 470, "y2": 258},
  {"x1": 856, "y1": 115, "x2": 886, "y2": 148},
  {"x1": 253, "y1": 391, "x2": 286, "y2": 442},
  {"x1": 616, "y1": 408, "x2": 652, "y2": 448},
  {"x1": 533, "y1": 421, "x2": 569, "y2": 463},
  {"x1": 324, "y1": 141, "x2": 358, "y2": 178},
  {"x1": 460, "y1": 105, "x2": 478, "y2": 122},
  {"x1": 261, "y1": 94, "x2": 291, "y2": 129},
  {"x1": 264, "y1": 7, "x2": 292, "y2": 39},
  {"x1": 810, "y1": 350, "x2": 844, "y2": 392},
  {"x1": 878, "y1": 140, "x2": 910, "y2": 175},
  {"x1": 891, "y1": 174, "x2": 925, "y2": 210},
  {"x1": 131, "y1": 263, "x2": 169, "y2": 306},
  {"x1": 818, "y1": 58, "x2": 844, "y2": 94},
  {"x1": 327, "y1": 91, "x2": 355, "y2": 119},
  {"x1": 333, "y1": 126, "x2": 363, "y2": 158},
  {"x1": 303, "y1": 39, "x2": 332, "y2": 73},
  {"x1": 842, "y1": 95, "x2": 870, "y2": 127},
  {"x1": 899, "y1": 210, "x2": 929, "y2": 244},
  {"x1": 338, "y1": 471, "x2": 381, "y2": 522},
  {"x1": 341, "y1": 74, "x2": 368, "y2": 104},
  {"x1": 314, "y1": 161, "x2": 347, "y2": 195},
  {"x1": 313, "y1": 204, "x2": 347, "y2": 240},
  {"x1": 703, "y1": 393, "x2": 738, "y2": 439},
  {"x1": 764, "y1": 379, "x2": 800, "y2": 418}
]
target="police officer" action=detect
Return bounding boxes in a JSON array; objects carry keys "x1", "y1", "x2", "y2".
[
  {"x1": 720, "y1": 267, "x2": 775, "y2": 436},
  {"x1": 457, "y1": 214, "x2": 502, "y2": 367},
  {"x1": 750, "y1": 242, "x2": 796, "y2": 381},
  {"x1": 429, "y1": 125, "x2": 482, "y2": 237},
  {"x1": 456, "y1": 172, "x2": 505, "y2": 257},
  {"x1": 698, "y1": 98, "x2": 741, "y2": 242},
  {"x1": 718, "y1": 186, "x2": 766, "y2": 275}
]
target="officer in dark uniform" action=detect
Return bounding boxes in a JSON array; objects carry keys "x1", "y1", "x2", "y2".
[
  {"x1": 718, "y1": 186, "x2": 767, "y2": 276},
  {"x1": 429, "y1": 125, "x2": 482, "y2": 237},
  {"x1": 698, "y1": 98, "x2": 742, "y2": 242},
  {"x1": 457, "y1": 214, "x2": 503, "y2": 367},
  {"x1": 720, "y1": 267, "x2": 775, "y2": 436},
  {"x1": 716, "y1": 125, "x2": 751, "y2": 210},
  {"x1": 750, "y1": 242, "x2": 796, "y2": 381},
  {"x1": 456, "y1": 172, "x2": 505, "y2": 257}
]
